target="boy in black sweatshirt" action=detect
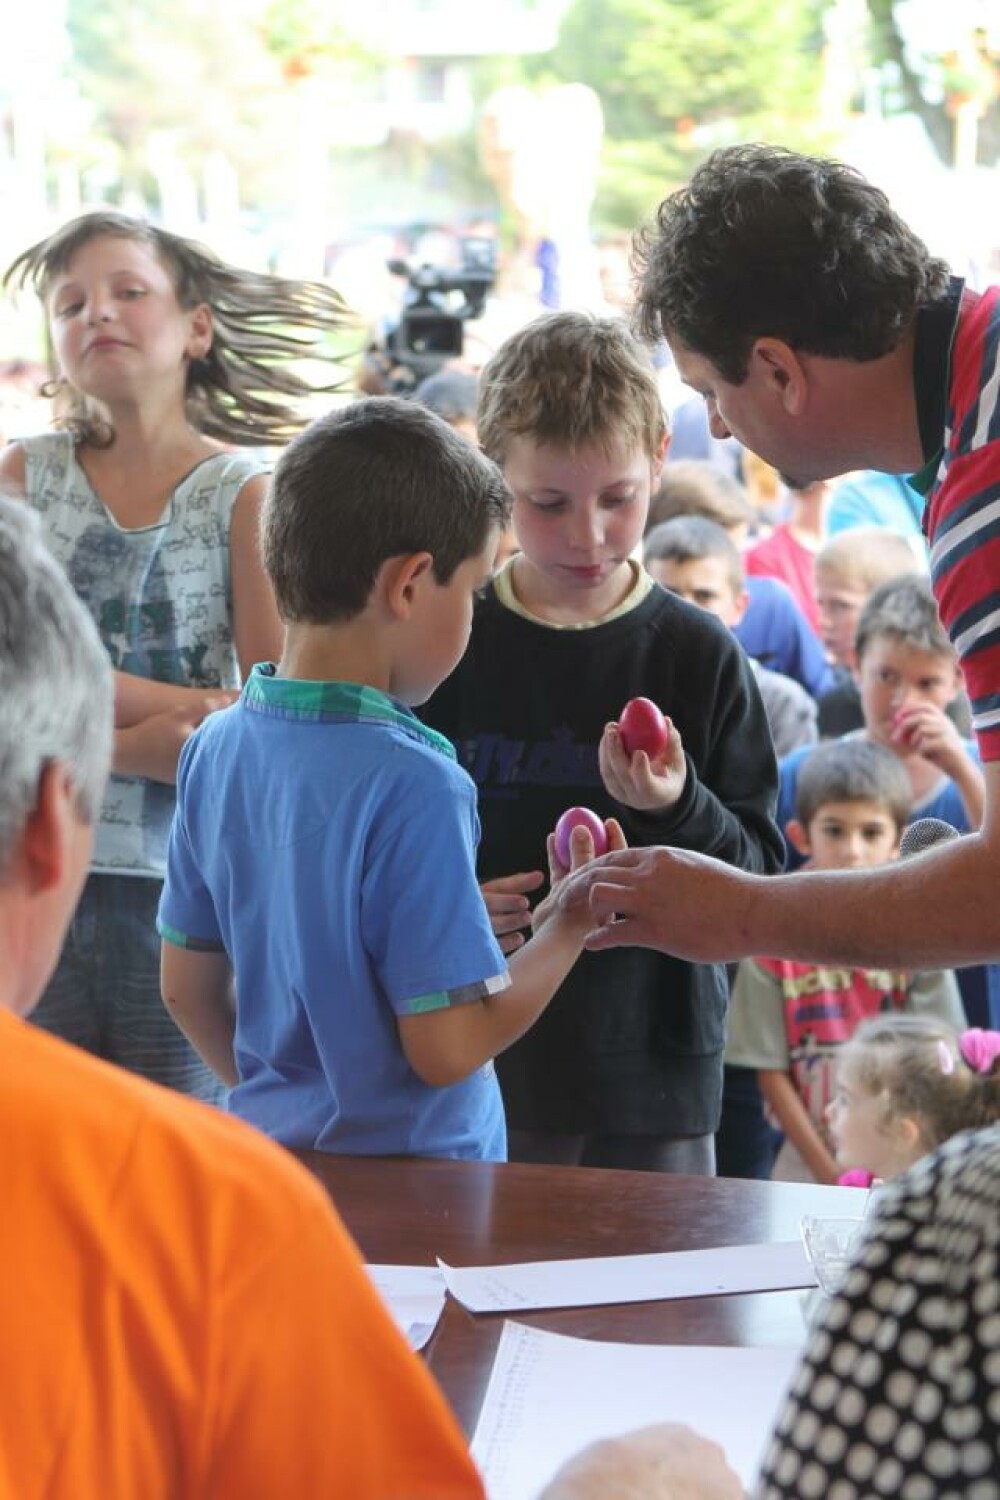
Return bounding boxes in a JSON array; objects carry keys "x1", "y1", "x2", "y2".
[{"x1": 422, "y1": 313, "x2": 783, "y2": 1172}]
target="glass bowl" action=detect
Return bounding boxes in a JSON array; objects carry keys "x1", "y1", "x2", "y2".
[{"x1": 800, "y1": 1215, "x2": 867, "y2": 1296}]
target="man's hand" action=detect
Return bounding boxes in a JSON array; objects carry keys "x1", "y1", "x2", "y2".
[
  {"x1": 481, "y1": 870, "x2": 546, "y2": 954},
  {"x1": 557, "y1": 844, "x2": 757, "y2": 962},
  {"x1": 599, "y1": 717, "x2": 687, "y2": 813},
  {"x1": 537, "y1": 1423, "x2": 745, "y2": 1500}
]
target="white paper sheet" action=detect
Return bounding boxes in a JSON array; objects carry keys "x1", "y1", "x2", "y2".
[
  {"x1": 472, "y1": 1322, "x2": 799, "y2": 1499},
  {"x1": 365, "y1": 1264, "x2": 447, "y2": 1351},
  {"x1": 439, "y1": 1238, "x2": 817, "y2": 1313}
]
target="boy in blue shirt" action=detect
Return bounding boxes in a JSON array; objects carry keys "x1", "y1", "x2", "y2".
[{"x1": 158, "y1": 397, "x2": 621, "y2": 1159}]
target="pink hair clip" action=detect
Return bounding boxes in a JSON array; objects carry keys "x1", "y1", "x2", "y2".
[
  {"x1": 959, "y1": 1028, "x2": 1000, "y2": 1075},
  {"x1": 937, "y1": 1040, "x2": 956, "y2": 1075},
  {"x1": 837, "y1": 1169, "x2": 876, "y2": 1188}
]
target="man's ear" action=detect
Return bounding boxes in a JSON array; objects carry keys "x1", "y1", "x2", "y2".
[
  {"x1": 749, "y1": 339, "x2": 807, "y2": 416},
  {"x1": 785, "y1": 818, "x2": 811, "y2": 858},
  {"x1": 381, "y1": 551, "x2": 434, "y2": 619},
  {"x1": 17, "y1": 762, "x2": 76, "y2": 895}
]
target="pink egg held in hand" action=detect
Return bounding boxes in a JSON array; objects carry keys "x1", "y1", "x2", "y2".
[
  {"x1": 554, "y1": 807, "x2": 608, "y2": 867},
  {"x1": 619, "y1": 696, "x2": 669, "y2": 758}
]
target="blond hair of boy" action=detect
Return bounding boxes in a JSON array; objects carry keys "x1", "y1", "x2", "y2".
[{"x1": 815, "y1": 525, "x2": 922, "y2": 669}]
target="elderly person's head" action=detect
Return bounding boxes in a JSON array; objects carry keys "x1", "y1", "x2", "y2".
[{"x1": 0, "y1": 496, "x2": 111, "y2": 1014}]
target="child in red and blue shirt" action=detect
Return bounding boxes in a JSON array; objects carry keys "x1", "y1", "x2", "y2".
[{"x1": 726, "y1": 739, "x2": 965, "y2": 1183}]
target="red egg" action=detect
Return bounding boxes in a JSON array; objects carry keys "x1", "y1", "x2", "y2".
[
  {"x1": 554, "y1": 806, "x2": 608, "y2": 866},
  {"x1": 619, "y1": 696, "x2": 669, "y2": 758}
]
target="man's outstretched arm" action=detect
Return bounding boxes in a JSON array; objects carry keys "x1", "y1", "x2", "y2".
[{"x1": 558, "y1": 763, "x2": 1000, "y2": 970}]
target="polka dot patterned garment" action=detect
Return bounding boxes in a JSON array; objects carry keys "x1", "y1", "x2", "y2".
[{"x1": 758, "y1": 1124, "x2": 1000, "y2": 1498}]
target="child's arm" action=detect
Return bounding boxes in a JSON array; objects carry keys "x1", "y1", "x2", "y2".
[
  {"x1": 0, "y1": 440, "x2": 238, "y2": 779},
  {"x1": 0, "y1": 441, "x2": 26, "y2": 491},
  {"x1": 892, "y1": 701, "x2": 985, "y2": 829},
  {"x1": 160, "y1": 943, "x2": 239, "y2": 1087},
  {"x1": 229, "y1": 474, "x2": 284, "y2": 676},
  {"x1": 758, "y1": 1069, "x2": 840, "y2": 1185},
  {"x1": 113, "y1": 474, "x2": 280, "y2": 775},
  {"x1": 114, "y1": 674, "x2": 236, "y2": 727},
  {"x1": 114, "y1": 693, "x2": 237, "y2": 783},
  {"x1": 397, "y1": 822, "x2": 624, "y2": 1088}
]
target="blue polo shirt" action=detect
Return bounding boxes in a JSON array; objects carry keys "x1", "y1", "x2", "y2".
[{"x1": 159, "y1": 667, "x2": 510, "y2": 1159}]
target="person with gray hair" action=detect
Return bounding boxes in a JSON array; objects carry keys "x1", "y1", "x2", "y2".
[{"x1": 0, "y1": 496, "x2": 111, "y2": 879}]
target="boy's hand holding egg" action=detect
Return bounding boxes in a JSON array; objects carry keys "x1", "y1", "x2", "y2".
[
  {"x1": 891, "y1": 702, "x2": 967, "y2": 777},
  {"x1": 553, "y1": 806, "x2": 609, "y2": 867},
  {"x1": 532, "y1": 806, "x2": 625, "y2": 937},
  {"x1": 618, "y1": 697, "x2": 670, "y2": 759},
  {"x1": 600, "y1": 697, "x2": 688, "y2": 813}
]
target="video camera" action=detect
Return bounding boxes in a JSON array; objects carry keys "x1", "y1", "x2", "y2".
[{"x1": 380, "y1": 234, "x2": 497, "y2": 392}]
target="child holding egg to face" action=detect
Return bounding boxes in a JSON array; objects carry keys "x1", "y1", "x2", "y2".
[
  {"x1": 421, "y1": 312, "x2": 784, "y2": 1173},
  {"x1": 776, "y1": 574, "x2": 998, "y2": 1030}
]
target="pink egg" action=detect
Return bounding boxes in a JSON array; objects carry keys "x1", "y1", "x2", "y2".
[
  {"x1": 619, "y1": 696, "x2": 669, "y2": 758},
  {"x1": 554, "y1": 806, "x2": 608, "y2": 866}
]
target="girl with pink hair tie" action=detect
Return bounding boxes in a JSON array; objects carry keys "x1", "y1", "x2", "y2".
[{"x1": 827, "y1": 1014, "x2": 1000, "y2": 1186}]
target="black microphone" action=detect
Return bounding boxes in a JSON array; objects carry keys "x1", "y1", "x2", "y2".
[{"x1": 899, "y1": 817, "x2": 962, "y2": 859}]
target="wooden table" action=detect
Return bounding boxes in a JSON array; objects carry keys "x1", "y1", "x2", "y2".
[{"x1": 300, "y1": 1153, "x2": 849, "y2": 1436}]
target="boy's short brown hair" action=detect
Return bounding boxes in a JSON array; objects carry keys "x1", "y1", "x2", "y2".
[
  {"x1": 476, "y1": 311, "x2": 667, "y2": 466},
  {"x1": 854, "y1": 574, "x2": 954, "y2": 665},
  {"x1": 795, "y1": 738, "x2": 912, "y2": 835},
  {"x1": 815, "y1": 527, "x2": 922, "y2": 594},
  {"x1": 262, "y1": 396, "x2": 511, "y2": 624},
  {"x1": 643, "y1": 515, "x2": 744, "y2": 598}
]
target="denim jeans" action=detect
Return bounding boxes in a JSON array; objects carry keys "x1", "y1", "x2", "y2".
[{"x1": 30, "y1": 871, "x2": 224, "y2": 1105}]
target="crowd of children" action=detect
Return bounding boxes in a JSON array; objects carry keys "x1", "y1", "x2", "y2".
[{"x1": 4, "y1": 205, "x2": 1000, "y2": 1187}]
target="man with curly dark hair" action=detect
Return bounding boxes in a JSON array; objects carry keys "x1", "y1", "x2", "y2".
[{"x1": 563, "y1": 143, "x2": 1000, "y2": 1010}]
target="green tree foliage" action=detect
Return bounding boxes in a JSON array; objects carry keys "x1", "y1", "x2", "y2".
[{"x1": 545, "y1": 0, "x2": 830, "y2": 228}]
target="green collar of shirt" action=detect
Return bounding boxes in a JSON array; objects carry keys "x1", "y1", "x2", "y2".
[{"x1": 243, "y1": 664, "x2": 456, "y2": 759}]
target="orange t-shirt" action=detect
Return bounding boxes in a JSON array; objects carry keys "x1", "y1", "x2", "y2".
[{"x1": 0, "y1": 1010, "x2": 483, "y2": 1500}]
